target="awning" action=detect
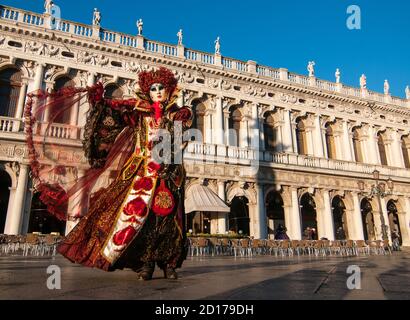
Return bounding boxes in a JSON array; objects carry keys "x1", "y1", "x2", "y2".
[{"x1": 185, "y1": 184, "x2": 230, "y2": 214}]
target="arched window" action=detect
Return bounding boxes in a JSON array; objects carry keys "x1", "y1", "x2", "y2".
[
  {"x1": 401, "y1": 136, "x2": 410, "y2": 169},
  {"x1": 0, "y1": 68, "x2": 22, "y2": 117},
  {"x1": 353, "y1": 128, "x2": 363, "y2": 163},
  {"x1": 378, "y1": 132, "x2": 388, "y2": 166},
  {"x1": 264, "y1": 112, "x2": 276, "y2": 151},
  {"x1": 228, "y1": 106, "x2": 241, "y2": 147},
  {"x1": 296, "y1": 118, "x2": 307, "y2": 155},
  {"x1": 105, "y1": 84, "x2": 123, "y2": 99},
  {"x1": 53, "y1": 76, "x2": 75, "y2": 124},
  {"x1": 193, "y1": 102, "x2": 206, "y2": 140},
  {"x1": 325, "y1": 124, "x2": 336, "y2": 159}
]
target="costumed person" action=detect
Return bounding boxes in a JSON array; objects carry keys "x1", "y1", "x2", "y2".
[
  {"x1": 274, "y1": 224, "x2": 290, "y2": 240},
  {"x1": 25, "y1": 67, "x2": 193, "y2": 280}
]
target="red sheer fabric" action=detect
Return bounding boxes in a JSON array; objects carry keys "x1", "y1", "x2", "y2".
[{"x1": 25, "y1": 84, "x2": 135, "y2": 221}]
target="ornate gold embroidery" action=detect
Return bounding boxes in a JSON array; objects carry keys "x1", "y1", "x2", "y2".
[{"x1": 154, "y1": 191, "x2": 173, "y2": 209}]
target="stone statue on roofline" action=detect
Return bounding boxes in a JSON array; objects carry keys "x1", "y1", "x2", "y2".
[
  {"x1": 177, "y1": 29, "x2": 183, "y2": 46},
  {"x1": 335, "y1": 68, "x2": 341, "y2": 83},
  {"x1": 360, "y1": 74, "x2": 367, "y2": 89},
  {"x1": 137, "y1": 19, "x2": 143, "y2": 36},
  {"x1": 44, "y1": 0, "x2": 53, "y2": 14},
  {"x1": 384, "y1": 80, "x2": 390, "y2": 95},
  {"x1": 93, "y1": 8, "x2": 101, "y2": 26},
  {"x1": 406, "y1": 85, "x2": 410, "y2": 100},
  {"x1": 215, "y1": 36, "x2": 220, "y2": 55},
  {"x1": 307, "y1": 61, "x2": 315, "y2": 77}
]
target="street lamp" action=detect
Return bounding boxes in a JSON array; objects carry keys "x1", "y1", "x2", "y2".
[{"x1": 358, "y1": 170, "x2": 394, "y2": 241}]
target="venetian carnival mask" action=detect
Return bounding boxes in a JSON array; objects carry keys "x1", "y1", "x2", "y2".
[{"x1": 149, "y1": 83, "x2": 168, "y2": 103}]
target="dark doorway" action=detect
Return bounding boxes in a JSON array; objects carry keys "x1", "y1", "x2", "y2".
[
  {"x1": 266, "y1": 191, "x2": 285, "y2": 236},
  {"x1": 332, "y1": 196, "x2": 348, "y2": 240},
  {"x1": 0, "y1": 169, "x2": 11, "y2": 233},
  {"x1": 300, "y1": 193, "x2": 318, "y2": 240},
  {"x1": 28, "y1": 193, "x2": 66, "y2": 235},
  {"x1": 361, "y1": 199, "x2": 375, "y2": 241},
  {"x1": 229, "y1": 196, "x2": 250, "y2": 236}
]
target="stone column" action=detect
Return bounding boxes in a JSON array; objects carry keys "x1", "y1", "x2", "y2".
[
  {"x1": 31, "y1": 63, "x2": 45, "y2": 115},
  {"x1": 342, "y1": 120, "x2": 353, "y2": 161},
  {"x1": 334, "y1": 130, "x2": 345, "y2": 160},
  {"x1": 290, "y1": 187, "x2": 302, "y2": 240},
  {"x1": 217, "y1": 181, "x2": 227, "y2": 234},
  {"x1": 367, "y1": 125, "x2": 380, "y2": 165},
  {"x1": 214, "y1": 97, "x2": 224, "y2": 145},
  {"x1": 255, "y1": 184, "x2": 268, "y2": 239},
  {"x1": 258, "y1": 116, "x2": 266, "y2": 151},
  {"x1": 321, "y1": 190, "x2": 335, "y2": 240},
  {"x1": 204, "y1": 112, "x2": 213, "y2": 144},
  {"x1": 314, "y1": 115, "x2": 324, "y2": 157},
  {"x1": 390, "y1": 130, "x2": 405, "y2": 168},
  {"x1": 4, "y1": 164, "x2": 29, "y2": 235},
  {"x1": 380, "y1": 197, "x2": 392, "y2": 243},
  {"x1": 291, "y1": 120, "x2": 298, "y2": 154},
  {"x1": 12, "y1": 79, "x2": 29, "y2": 132},
  {"x1": 283, "y1": 109, "x2": 294, "y2": 153},
  {"x1": 352, "y1": 193, "x2": 365, "y2": 240},
  {"x1": 240, "y1": 118, "x2": 249, "y2": 148},
  {"x1": 249, "y1": 103, "x2": 260, "y2": 150},
  {"x1": 223, "y1": 110, "x2": 230, "y2": 145},
  {"x1": 400, "y1": 198, "x2": 410, "y2": 247}
]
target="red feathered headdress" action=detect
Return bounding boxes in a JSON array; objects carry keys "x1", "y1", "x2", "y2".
[{"x1": 138, "y1": 67, "x2": 178, "y2": 95}]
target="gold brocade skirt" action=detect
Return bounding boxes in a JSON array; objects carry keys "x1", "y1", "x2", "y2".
[{"x1": 57, "y1": 160, "x2": 187, "y2": 272}]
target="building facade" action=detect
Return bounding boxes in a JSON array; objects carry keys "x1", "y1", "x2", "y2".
[{"x1": 0, "y1": 4, "x2": 410, "y2": 245}]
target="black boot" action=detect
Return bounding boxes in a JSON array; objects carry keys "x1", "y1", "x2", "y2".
[{"x1": 137, "y1": 262, "x2": 155, "y2": 281}]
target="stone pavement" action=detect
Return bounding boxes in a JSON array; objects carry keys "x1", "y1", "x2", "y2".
[{"x1": 0, "y1": 251, "x2": 409, "y2": 300}]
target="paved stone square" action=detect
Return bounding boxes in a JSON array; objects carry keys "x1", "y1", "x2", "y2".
[{"x1": 0, "y1": 251, "x2": 409, "y2": 300}]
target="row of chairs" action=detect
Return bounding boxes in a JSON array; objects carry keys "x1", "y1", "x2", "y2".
[
  {"x1": 0, "y1": 233, "x2": 62, "y2": 257},
  {"x1": 188, "y1": 238, "x2": 393, "y2": 258}
]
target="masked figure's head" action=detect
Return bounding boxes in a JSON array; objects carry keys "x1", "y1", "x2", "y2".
[{"x1": 138, "y1": 67, "x2": 178, "y2": 104}]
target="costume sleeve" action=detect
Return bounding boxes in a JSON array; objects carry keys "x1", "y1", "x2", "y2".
[
  {"x1": 169, "y1": 106, "x2": 193, "y2": 129},
  {"x1": 83, "y1": 84, "x2": 133, "y2": 168}
]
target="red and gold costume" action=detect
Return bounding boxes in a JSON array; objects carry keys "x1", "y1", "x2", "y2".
[{"x1": 25, "y1": 67, "x2": 192, "y2": 273}]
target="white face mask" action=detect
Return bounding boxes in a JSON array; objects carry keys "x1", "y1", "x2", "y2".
[{"x1": 149, "y1": 83, "x2": 168, "y2": 103}]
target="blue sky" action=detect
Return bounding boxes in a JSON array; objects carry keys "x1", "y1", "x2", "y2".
[{"x1": 2, "y1": 0, "x2": 409, "y2": 97}]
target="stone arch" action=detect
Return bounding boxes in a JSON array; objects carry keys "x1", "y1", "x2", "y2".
[
  {"x1": 226, "y1": 184, "x2": 257, "y2": 206},
  {"x1": 2, "y1": 163, "x2": 18, "y2": 189},
  {"x1": 104, "y1": 83, "x2": 124, "y2": 99}
]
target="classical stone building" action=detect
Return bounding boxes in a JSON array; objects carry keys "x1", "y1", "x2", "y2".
[{"x1": 0, "y1": 3, "x2": 410, "y2": 246}]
